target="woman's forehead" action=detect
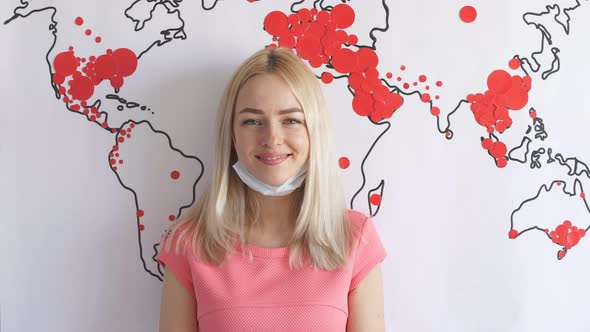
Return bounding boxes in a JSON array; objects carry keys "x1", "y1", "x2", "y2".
[{"x1": 235, "y1": 74, "x2": 302, "y2": 113}]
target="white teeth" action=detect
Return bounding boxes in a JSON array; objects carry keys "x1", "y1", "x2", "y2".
[{"x1": 259, "y1": 155, "x2": 287, "y2": 160}]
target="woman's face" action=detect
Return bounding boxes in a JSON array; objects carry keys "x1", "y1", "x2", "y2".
[{"x1": 232, "y1": 73, "x2": 310, "y2": 187}]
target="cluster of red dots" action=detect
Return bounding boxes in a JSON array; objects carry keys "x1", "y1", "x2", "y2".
[
  {"x1": 263, "y1": 5, "x2": 404, "y2": 123},
  {"x1": 52, "y1": 43, "x2": 138, "y2": 127},
  {"x1": 393, "y1": 65, "x2": 445, "y2": 116},
  {"x1": 550, "y1": 220, "x2": 586, "y2": 259},
  {"x1": 109, "y1": 122, "x2": 136, "y2": 171},
  {"x1": 74, "y1": 16, "x2": 102, "y2": 43},
  {"x1": 467, "y1": 58, "x2": 532, "y2": 167},
  {"x1": 481, "y1": 138, "x2": 508, "y2": 168}
]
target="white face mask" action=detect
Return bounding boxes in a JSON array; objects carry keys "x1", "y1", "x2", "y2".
[{"x1": 232, "y1": 160, "x2": 307, "y2": 196}]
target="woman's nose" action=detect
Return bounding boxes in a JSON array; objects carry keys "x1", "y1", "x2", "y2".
[{"x1": 261, "y1": 122, "x2": 282, "y2": 147}]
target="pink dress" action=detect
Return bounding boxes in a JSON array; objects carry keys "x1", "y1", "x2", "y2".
[{"x1": 156, "y1": 209, "x2": 387, "y2": 332}]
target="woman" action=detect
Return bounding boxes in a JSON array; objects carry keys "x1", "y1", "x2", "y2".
[{"x1": 157, "y1": 46, "x2": 387, "y2": 332}]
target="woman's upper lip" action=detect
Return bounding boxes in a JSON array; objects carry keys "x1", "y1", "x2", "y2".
[{"x1": 256, "y1": 152, "x2": 291, "y2": 158}]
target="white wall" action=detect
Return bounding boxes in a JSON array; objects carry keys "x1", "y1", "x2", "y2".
[{"x1": 1, "y1": 0, "x2": 589, "y2": 331}]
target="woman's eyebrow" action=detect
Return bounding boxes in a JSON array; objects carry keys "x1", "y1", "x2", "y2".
[{"x1": 238, "y1": 107, "x2": 303, "y2": 115}]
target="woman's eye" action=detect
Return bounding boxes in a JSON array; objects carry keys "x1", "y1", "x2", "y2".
[
  {"x1": 285, "y1": 119, "x2": 302, "y2": 125},
  {"x1": 242, "y1": 119, "x2": 259, "y2": 125}
]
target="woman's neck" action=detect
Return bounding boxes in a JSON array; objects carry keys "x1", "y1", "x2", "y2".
[{"x1": 245, "y1": 188, "x2": 301, "y2": 246}]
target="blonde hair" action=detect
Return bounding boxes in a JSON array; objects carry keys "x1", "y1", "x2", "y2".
[{"x1": 162, "y1": 47, "x2": 353, "y2": 270}]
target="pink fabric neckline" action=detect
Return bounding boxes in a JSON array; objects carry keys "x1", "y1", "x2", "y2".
[{"x1": 234, "y1": 241, "x2": 290, "y2": 258}]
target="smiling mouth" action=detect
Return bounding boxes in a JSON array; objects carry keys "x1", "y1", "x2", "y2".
[
  {"x1": 255, "y1": 154, "x2": 292, "y2": 166},
  {"x1": 256, "y1": 154, "x2": 291, "y2": 161}
]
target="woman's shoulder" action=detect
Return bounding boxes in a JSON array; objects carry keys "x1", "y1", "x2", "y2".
[{"x1": 345, "y1": 208, "x2": 370, "y2": 226}]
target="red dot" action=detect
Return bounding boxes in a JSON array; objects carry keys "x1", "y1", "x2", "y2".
[
  {"x1": 113, "y1": 145, "x2": 119, "y2": 151},
  {"x1": 352, "y1": 91, "x2": 374, "y2": 117},
  {"x1": 85, "y1": 29, "x2": 92, "y2": 36},
  {"x1": 481, "y1": 138, "x2": 493, "y2": 150},
  {"x1": 171, "y1": 170, "x2": 180, "y2": 180},
  {"x1": 508, "y1": 229, "x2": 518, "y2": 239},
  {"x1": 347, "y1": 34, "x2": 358, "y2": 45},
  {"x1": 435, "y1": 95, "x2": 440, "y2": 100},
  {"x1": 436, "y1": 81, "x2": 443, "y2": 87},
  {"x1": 112, "y1": 48, "x2": 138, "y2": 77},
  {"x1": 581, "y1": 192, "x2": 586, "y2": 199},
  {"x1": 558, "y1": 250, "x2": 567, "y2": 259},
  {"x1": 118, "y1": 137, "x2": 125, "y2": 143},
  {"x1": 95, "y1": 36, "x2": 102, "y2": 43},
  {"x1": 94, "y1": 54, "x2": 116, "y2": 79},
  {"x1": 530, "y1": 111, "x2": 537, "y2": 119},
  {"x1": 557, "y1": 182, "x2": 562, "y2": 186},
  {"x1": 316, "y1": 10, "x2": 331, "y2": 25},
  {"x1": 431, "y1": 106, "x2": 440, "y2": 116},
  {"x1": 490, "y1": 141, "x2": 507, "y2": 158},
  {"x1": 386, "y1": 72, "x2": 393, "y2": 79},
  {"x1": 487, "y1": 70, "x2": 512, "y2": 94},
  {"x1": 52, "y1": 73, "x2": 65, "y2": 85},
  {"x1": 425, "y1": 86, "x2": 430, "y2": 90},
  {"x1": 113, "y1": 166, "x2": 118, "y2": 172},
  {"x1": 338, "y1": 157, "x2": 350, "y2": 169},
  {"x1": 460, "y1": 6, "x2": 477, "y2": 23},
  {"x1": 370, "y1": 194, "x2": 382, "y2": 206},
  {"x1": 139, "y1": 224, "x2": 145, "y2": 231},
  {"x1": 397, "y1": 77, "x2": 402, "y2": 82},
  {"x1": 110, "y1": 76, "x2": 124, "y2": 89},
  {"x1": 331, "y1": 4, "x2": 355, "y2": 29},
  {"x1": 264, "y1": 11, "x2": 289, "y2": 36},
  {"x1": 418, "y1": 75, "x2": 427, "y2": 83},
  {"x1": 331, "y1": 48, "x2": 357, "y2": 73},
  {"x1": 137, "y1": 210, "x2": 144, "y2": 217},
  {"x1": 75, "y1": 17, "x2": 84, "y2": 25},
  {"x1": 421, "y1": 93, "x2": 431, "y2": 102},
  {"x1": 110, "y1": 159, "x2": 116, "y2": 165},
  {"x1": 169, "y1": 215, "x2": 176, "y2": 221},
  {"x1": 321, "y1": 72, "x2": 334, "y2": 84},
  {"x1": 68, "y1": 76, "x2": 94, "y2": 101},
  {"x1": 496, "y1": 157, "x2": 508, "y2": 168},
  {"x1": 130, "y1": 123, "x2": 135, "y2": 128},
  {"x1": 509, "y1": 58, "x2": 521, "y2": 70},
  {"x1": 53, "y1": 51, "x2": 78, "y2": 77},
  {"x1": 400, "y1": 65, "x2": 406, "y2": 71},
  {"x1": 403, "y1": 83, "x2": 410, "y2": 89}
]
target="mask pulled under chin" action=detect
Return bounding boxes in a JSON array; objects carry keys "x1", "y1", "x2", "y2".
[{"x1": 232, "y1": 160, "x2": 307, "y2": 196}]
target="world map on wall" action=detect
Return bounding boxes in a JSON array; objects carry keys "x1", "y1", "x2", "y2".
[{"x1": 5, "y1": 0, "x2": 589, "y2": 281}]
